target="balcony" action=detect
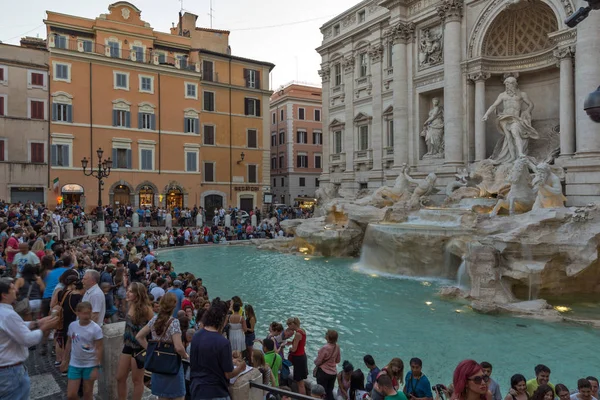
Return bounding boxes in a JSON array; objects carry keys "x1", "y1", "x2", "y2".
[
  {"x1": 329, "y1": 152, "x2": 346, "y2": 172},
  {"x1": 48, "y1": 36, "x2": 201, "y2": 73},
  {"x1": 383, "y1": 147, "x2": 394, "y2": 169},
  {"x1": 353, "y1": 149, "x2": 373, "y2": 171}
]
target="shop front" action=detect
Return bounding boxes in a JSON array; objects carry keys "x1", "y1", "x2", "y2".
[
  {"x1": 10, "y1": 187, "x2": 45, "y2": 204},
  {"x1": 294, "y1": 196, "x2": 316, "y2": 210},
  {"x1": 139, "y1": 185, "x2": 155, "y2": 208},
  {"x1": 61, "y1": 184, "x2": 84, "y2": 206},
  {"x1": 166, "y1": 188, "x2": 183, "y2": 210},
  {"x1": 113, "y1": 184, "x2": 131, "y2": 206}
]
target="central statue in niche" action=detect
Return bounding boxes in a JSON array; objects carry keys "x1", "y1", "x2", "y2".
[
  {"x1": 421, "y1": 97, "x2": 445, "y2": 159},
  {"x1": 483, "y1": 76, "x2": 540, "y2": 164}
]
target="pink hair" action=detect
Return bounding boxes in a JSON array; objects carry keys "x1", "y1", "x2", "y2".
[{"x1": 452, "y1": 360, "x2": 485, "y2": 400}]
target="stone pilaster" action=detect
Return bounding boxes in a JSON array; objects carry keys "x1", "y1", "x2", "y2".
[
  {"x1": 343, "y1": 52, "x2": 356, "y2": 178},
  {"x1": 318, "y1": 63, "x2": 331, "y2": 183},
  {"x1": 369, "y1": 42, "x2": 384, "y2": 178},
  {"x1": 554, "y1": 46, "x2": 575, "y2": 156},
  {"x1": 437, "y1": 0, "x2": 464, "y2": 166},
  {"x1": 468, "y1": 72, "x2": 491, "y2": 161}
]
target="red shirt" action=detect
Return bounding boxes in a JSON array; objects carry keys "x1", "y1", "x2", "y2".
[{"x1": 6, "y1": 237, "x2": 19, "y2": 263}]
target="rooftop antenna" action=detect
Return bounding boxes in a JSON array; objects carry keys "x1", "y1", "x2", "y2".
[
  {"x1": 208, "y1": 0, "x2": 215, "y2": 28},
  {"x1": 179, "y1": 0, "x2": 184, "y2": 12}
]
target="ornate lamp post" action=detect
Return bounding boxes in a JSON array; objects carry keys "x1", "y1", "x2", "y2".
[{"x1": 81, "y1": 148, "x2": 112, "y2": 229}]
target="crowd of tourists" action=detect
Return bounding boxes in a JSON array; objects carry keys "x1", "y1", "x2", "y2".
[{"x1": 0, "y1": 201, "x2": 595, "y2": 400}]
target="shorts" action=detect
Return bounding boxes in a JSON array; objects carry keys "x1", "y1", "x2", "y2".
[
  {"x1": 67, "y1": 366, "x2": 98, "y2": 380},
  {"x1": 122, "y1": 345, "x2": 145, "y2": 369},
  {"x1": 245, "y1": 333, "x2": 256, "y2": 348}
]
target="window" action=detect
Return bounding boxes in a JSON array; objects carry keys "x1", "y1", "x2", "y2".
[
  {"x1": 248, "y1": 165, "x2": 257, "y2": 183},
  {"x1": 51, "y1": 144, "x2": 70, "y2": 166},
  {"x1": 271, "y1": 134, "x2": 276, "y2": 147},
  {"x1": 141, "y1": 149, "x2": 153, "y2": 171},
  {"x1": 334, "y1": 25, "x2": 340, "y2": 36},
  {"x1": 297, "y1": 153, "x2": 308, "y2": 168},
  {"x1": 0, "y1": 67, "x2": 5, "y2": 83},
  {"x1": 139, "y1": 113, "x2": 155, "y2": 130},
  {"x1": 247, "y1": 129, "x2": 258, "y2": 148},
  {"x1": 186, "y1": 151, "x2": 198, "y2": 172},
  {"x1": 316, "y1": 178, "x2": 320, "y2": 187},
  {"x1": 31, "y1": 72, "x2": 44, "y2": 87},
  {"x1": 359, "y1": 53, "x2": 368, "y2": 77},
  {"x1": 359, "y1": 125, "x2": 369, "y2": 150},
  {"x1": 313, "y1": 131, "x2": 322, "y2": 145},
  {"x1": 281, "y1": 177, "x2": 284, "y2": 186},
  {"x1": 108, "y1": 41, "x2": 120, "y2": 58},
  {"x1": 81, "y1": 40, "x2": 93, "y2": 53},
  {"x1": 387, "y1": 42, "x2": 394, "y2": 68},
  {"x1": 360, "y1": 183, "x2": 368, "y2": 190},
  {"x1": 55, "y1": 63, "x2": 69, "y2": 81},
  {"x1": 299, "y1": 177, "x2": 306, "y2": 187},
  {"x1": 115, "y1": 72, "x2": 128, "y2": 90},
  {"x1": 271, "y1": 157, "x2": 276, "y2": 170},
  {"x1": 30, "y1": 100, "x2": 45, "y2": 120},
  {"x1": 279, "y1": 131, "x2": 285, "y2": 145},
  {"x1": 334, "y1": 130, "x2": 343, "y2": 154},
  {"x1": 280, "y1": 109, "x2": 284, "y2": 121},
  {"x1": 358, "y1": 10, "x2": 366, "y2": 23},
  {"x1": 185, "y1": 83, "x2": 197, "y2": 99},
  {"x1": 279, "y1": 155, "x2": 284, "y2": 169},
  {"x1": 0, "y1": 140, "x2": 4, "y2": 161},
  {"x1": 204, "y1": 162, "x2": 215, "y2": 182},
  {"x1": 112, "y1": 148, "x2": 132, "y2": 169},
  {"x1": 132, "y1": 46, "x2": 144, "y2": 62},
  {"x1": 334, "y1": 63, "x2": 342, "y2": 86},
  {"x1": 202, "y1": 60, "x2": 214, "y2": 81},
  {"x1": 315, "y1": 109, "x2": 321, "y2": 121},
  {"x1": 387, "y1": 119, "x2": 394, "y2": 147},
  {"x1": 296, "y1": 130, "x2": 307, "y2": 144},
  {"x1": 203, "y1": 125, "x2": 215, "y2": 145},
  {"x1": 203, "y1": 91, "x2": 215, "y2": 111},
  {"x1": 30, "y1": 143, "x2": 44, "y2": 163},
  {"x1": 244, "y1": 69, "x2": 260, "y2": 89},
  {"x1": 113, "y1": 110, "x2": 130, "y2": 127},
  {"x1": 177, "y1": 55, "x2": 188, "y2": 69},
  {"x1": 184, "y1": 117, "x2": 199, "y2": 134},
  {"x1": 272, "y1": 113, "x2": 276, "y2": 124},
  {"x1": 298, "y1": 108, "x2": 305, "y2": 120},
  {"x1": 140, "y1": 76, "x2": 153, "y2": 93},
  {"x1": 245, "y1": 98, "x2": 261, "y2": 117},
  {"x1": 52, "y1": 103, "x2": 72, "y2": 122},
  {"x1": 273, "y1": 178, "x2": 276, "y2": 187},
  {"x1": 55, "y1": 35, "x2": 67, "y2": 49},
  {"x1": 315, "y1": 154, "x2": 322, "y2": 169},
  {"x1": 0, "y1": 96, "x2": 4, "y2": 116},
  {"x1": 157, "y1": 52, "x2": 166, "y2": 64}
]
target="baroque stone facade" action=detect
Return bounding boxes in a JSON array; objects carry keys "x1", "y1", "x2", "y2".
[{"x1": 316, "y1": 0, "x2": 600, "y2": 206}]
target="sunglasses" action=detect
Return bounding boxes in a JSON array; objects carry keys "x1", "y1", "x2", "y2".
[{"x1": 468, "y1": 376, "x2": 490, "y2": 385}]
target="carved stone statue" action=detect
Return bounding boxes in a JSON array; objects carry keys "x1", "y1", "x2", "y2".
[
  {"x1": 316, "y1": 184, "x2": 339, "y2": 204},
  {"x1": 530, "y1": 162, "x2": 566, "y2": 210},
  {"x1": 356, "y1": 164, "x2": 411, "y2": 207},
  {"x1": 483, "y1": 76, "x2": 540, "y2": 164},
  {"x1": 419, "y1": 28, "x2": 442, "y2": 67},
  {"x1": 421, "y1": 97, "x2": 445, "y2": 159},
  {"x1": 404, "y1": 171, "x2": 439, "y2": 208},
  {"x1": 490, "y1": 156, "x2": 536, "y2": 216}
]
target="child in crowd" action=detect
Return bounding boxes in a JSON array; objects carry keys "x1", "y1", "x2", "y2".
[
  {"x1": 61, "y1": 301, "x2": 104, "y2": 400},
  {"x1": 101, "y1": 282, "x2": 118, "y2": 324}
]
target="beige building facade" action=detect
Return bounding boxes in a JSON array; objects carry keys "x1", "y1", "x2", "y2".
[{"x1": 0, "y1": 39, "x2": 49, "y2": 203}]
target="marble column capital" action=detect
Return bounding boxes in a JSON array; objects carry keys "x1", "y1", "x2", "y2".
[
  {"x1": 437, "y1": 0, "x2": 464, "y2": 23},
  {"x1": 368, "y1": 43, "x2": 384, "y2": 64},
  {"x1": 468, "y1": 72, "x2": 491, "y2": 83},
  {"x1": 554, "y1": 46, "x2": 575, "y2": 66},
  {"x1": 386, "y1": 22, "x2": 416, "y2": 44},
  {"x1": 318, "y1": 67, "x2": 331, "y2": 83}
]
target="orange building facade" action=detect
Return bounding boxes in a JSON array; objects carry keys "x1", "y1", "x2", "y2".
[{"x1": 45, "y1": 2, "x2": 274, "y2": 214}]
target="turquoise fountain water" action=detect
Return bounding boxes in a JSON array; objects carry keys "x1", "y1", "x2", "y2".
[{"x1": 160, "y1": 246, "x2": 599, "y2": 392}]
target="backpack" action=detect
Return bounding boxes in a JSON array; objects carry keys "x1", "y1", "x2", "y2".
[{"x1": 52, "y1": 290, "x2": 72, "y2": 330}]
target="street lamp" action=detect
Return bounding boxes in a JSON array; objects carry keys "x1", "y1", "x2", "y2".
[
  {"x1": 82, "y1": 147, "x2": 112, "y2": 224},
  {"x1": 237, "y1": 151, "x2": 245, "y2": 164}
]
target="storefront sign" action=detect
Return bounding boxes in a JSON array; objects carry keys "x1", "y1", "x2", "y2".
[
  {"x1": 61, "y1": 184, "x2": 84, "y2": 193},
  {"x1": 234, "y1": 186, "x2": 260, "y2": 192},
  {"x1": 13, "y1": 187, "x2": 43, "y2": 192}
]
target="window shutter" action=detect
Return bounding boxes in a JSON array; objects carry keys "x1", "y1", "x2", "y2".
[
  {"x1": 126, "y1": 149, "x2": 132, "y2": 169},
  {"x1": 112, "y1": 148, "x2": 118, "y2": 166},
  {"x1": 0, "y1": 96, "x2": 4, "y2": 116},
  {"x1": 244, "y1": 69, "x2": 249, "y2": 87},
  {"x1": 147, "y1": 150, "x2": 153, "y2": 170},
  {"x1": 205, "y1": 162, "x2": 214, "y2": 182},
  {"x1": 62, "y1": 145, "x2": 69, "y2": 167},
  {"x1": 256, "y1": 99, "x2": 261, "y2": 117},
  {"x1": 52, "y1": 103, "x2": 58, "y2": 121},
  {"x1": 51, "y1": 144, "x2": 58, "y2": 166},
  {"x1": 138, "y1": 112, "x2": 143, "y2": 129},
  {"x1": 297, "y1": 155, "x2": 301, "y2": 168},
  {"x1": 184, "y1": 117, "x2": 189, "y2": 133},
  {"x1": 125, "y1": 111, "x2": 131, "y2": 128},
  {"x1": 67, "y1": 105, "x2": 73, "y2": 122},
  {"x1": 151, "y1": 114, "x2": 156, "y2": 130},
  {"x1": 296, "y1": 131, "x2": 300, "y2": 143},
  {"x1": 113, "y1": 110, "x2": 118, "y2": 127},
  {"x1": 255, "y1": 71, "x2": 261, "y2": 90},
  {"x1": 194, "y1": 118, "x2": 200, "y2": 134},
  {"x1": 244, "y1": 98, "x2": 249, "y2": 116}
]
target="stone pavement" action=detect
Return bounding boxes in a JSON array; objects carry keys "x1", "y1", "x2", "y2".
[{"x1": 26, "y1": 345, "x2": 66, "y2": 400}]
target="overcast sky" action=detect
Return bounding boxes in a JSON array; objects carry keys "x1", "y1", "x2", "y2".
[{"x1": 0, "y1": 0, "x2": 360, "y2": 89}]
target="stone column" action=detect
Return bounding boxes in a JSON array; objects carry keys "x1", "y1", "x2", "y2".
[
  {"x1": 369, "y1": 43, "x2": 384, "y2": 177},
  {"x1": 575, "y1": 5, "x2": 600, "y2": 154},
  {"x1": 391, "y1": 23, "x2": 415, "y2": 166},
  {"x1": 469, "y1": 72, "x2": 491, "y2": 161},
  {"x1": 343, "y1": 54, "x2": 356, "y2": 175},
  {"x1": 85, "y1": 221, "x2": 92, "y2": 236},
  {"x1": 318, "y1": 64, "x2": 331, "y2": 182},
  {"x1": 554, "y1": 46, "x2": 576, "y2": 156},
  {"x1": 437, "y1": 0, "x2": 464, "y2": 166}
]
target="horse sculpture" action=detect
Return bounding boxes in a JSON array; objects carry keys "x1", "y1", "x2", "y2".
[{"x1": 490, "y1": 156, "x2": 536, "y2": 217}]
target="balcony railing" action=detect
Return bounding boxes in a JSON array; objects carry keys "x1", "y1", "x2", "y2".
[
  {"x1": 48, "y1": 35, "x2": 201, "y2": 73},
  {"x1": 330, "y1": 152, "x2": 346, "y2": 164}
]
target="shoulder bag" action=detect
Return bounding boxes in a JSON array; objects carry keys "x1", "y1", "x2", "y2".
[
  {"x1": 144, "y1": 318, "x2": 181, "y2": 375},
  {"x1": 313, "y1": 344, "x2": 338, "y2": 378},
  {"x1": 14, "y1": 282, "x2": 34, "y2": 315}
]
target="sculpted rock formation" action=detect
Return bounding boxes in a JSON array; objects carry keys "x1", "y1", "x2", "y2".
[
  {"x1": 355, "y1": 164, "x2": 411, "y2": 207},
  {"x1": 490, "y1": 156, "x2": 536, "y2": 216},
  {"x1": 531, "y1": 162, "x2": 566, "y2": 210}
]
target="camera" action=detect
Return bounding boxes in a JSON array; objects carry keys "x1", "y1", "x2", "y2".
[
  {"x1": 584, "y1": 87, "x2": 600, "y2": 123},
  {"x1": 565, "y1": 0, "x2": 600, "y2": 27},
  {"x1": 433, "y1": 384, "x2": 447, "y2": 395}
]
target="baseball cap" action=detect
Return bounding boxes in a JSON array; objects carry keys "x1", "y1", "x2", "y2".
[
  {"x1": 173, "y1": 280, "x2": 182, "y2": 287},
  {"x1": 184, "y1": 288, "x2": 193, "y2": 297}
]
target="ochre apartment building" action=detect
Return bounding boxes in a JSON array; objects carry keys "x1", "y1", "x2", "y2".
[
  {"x1": 45, "y1": 2, "x2": 274, "y2": 216},
  {"x1": 269, "y1": 83, "x2": 323, "y2": 206}
]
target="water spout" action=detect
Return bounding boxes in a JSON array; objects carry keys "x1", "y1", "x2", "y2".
[{"x1": 456, "y1": 259, "x2": 467, "y2": 289}]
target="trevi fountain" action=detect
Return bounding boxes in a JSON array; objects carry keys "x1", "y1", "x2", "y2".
[{"x1": 259, "y1": 0, "x2": 600, "y2": 328}]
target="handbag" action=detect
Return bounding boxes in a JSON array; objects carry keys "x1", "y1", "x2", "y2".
[
  {"x1": 313, "y1": 344, "x2": 338, "y2": 378},
  {"x1": 14, "y1": 282, "x2": 34, "y2": 315},
  {"x1": 144, "y1": 318, "x2": 181, "y2": 375}
]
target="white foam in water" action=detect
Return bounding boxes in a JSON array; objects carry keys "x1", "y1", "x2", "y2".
[{"x1": 351, "y1": 261, "x2": 453, "y2": 284}]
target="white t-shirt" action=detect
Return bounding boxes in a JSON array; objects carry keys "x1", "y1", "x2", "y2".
[
  {"x1": 13, "y1": 252, "x2": 40, "y2": 275},
  {"x1": 67, "y1": 320, "x2": 103, "y2": 368},
  {"x1": 570, "y1": 395, "x2": 598, "y2": 400},
  {"x1": 82, "y1": 285, "x2": 106, "y2": 327},
  {"x1": 150, "y1": 286, "x2": 165, "y2": 300}
]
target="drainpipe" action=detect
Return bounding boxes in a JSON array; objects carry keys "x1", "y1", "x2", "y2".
[
  {"x1": 47, "y1": 58, "x2": 51, "y2": 197},
  {"x1": 229, "y1": 57, "x2": 233, "y2": 205},
  {"x1": 158, "y1": 72, "x2": 162, "y2": 174},
  {"x1": 89, "y1": 62, "x2": 93, "y2": 166}
]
